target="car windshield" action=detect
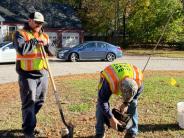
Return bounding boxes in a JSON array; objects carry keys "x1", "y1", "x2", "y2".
[{"x1": 0, "y1": 42, "x2": 11, "y2": 48}]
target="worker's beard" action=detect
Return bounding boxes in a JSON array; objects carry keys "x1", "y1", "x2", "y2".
[{"x1": 32, "y1": 26, "x2": 42, "y2": 33}]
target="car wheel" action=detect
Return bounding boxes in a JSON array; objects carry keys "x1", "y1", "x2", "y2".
[
  {"x1": 106, "y1": 53, "x2": 116, "y2": 62},
  {"x1": 69, "y1": 53, "x2": 79, "y2": 62}
]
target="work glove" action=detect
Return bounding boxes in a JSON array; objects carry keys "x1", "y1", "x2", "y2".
[
  {"x1": 104, "y1": 108, "x2": 132, "y2": 132},
  {"x1": 30, "y1": 38, "x2": 39, "y2": 46},
  {"x1": 30, "y1": 38, "x2": 45, "y2": 48}
]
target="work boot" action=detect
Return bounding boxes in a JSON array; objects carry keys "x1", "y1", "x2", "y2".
[
  {"x1": 95, "y1": 134, "x2": 106, "y2": 138},
  {"x1": 24, "y1": 132, "x2": 35, "y2": 138},
  {"x1": 124, "y1": 132, "x2": 136, "y2": 138},
  {"x1": 34, "y1": 128, "x2": 44, "y2": 135}
]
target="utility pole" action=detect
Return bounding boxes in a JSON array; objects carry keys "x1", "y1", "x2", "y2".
[
  {"x1": 0, "y1": 15, "x2": 5, "y2": 43},
  {"x1": 122, "y1": 0, "x2": 132, "y2": 48},
  {"x1": 123, "y1": 8, "x2": 126, "y2": 46},
  {"x1": 115, "y1": 0, "x2": 119, "y2": 32},
  {"x1": 1, "y1": 22, "x2": 3, "y2": 43}
]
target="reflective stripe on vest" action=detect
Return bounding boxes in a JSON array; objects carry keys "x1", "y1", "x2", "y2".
[
  {"x1": 16, "y1": 29, "x2": 49, "y2": 71},
  {"x1": 16, "y1": 53, "x2": 43, "y2": 59},
  {"x1": 101, "y1": 63, "x2": 143, "y2": 95},
  {"x1": 132, "y1": 65, "x2": 143, "y2": 87}
]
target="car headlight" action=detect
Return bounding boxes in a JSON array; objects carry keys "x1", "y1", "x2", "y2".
[
  {"x1": 59, "y1": 50, "x2": 69, "y2": 54},
  {"x1": 58, "y1": 50, "x2": 69, "y2": 57}
]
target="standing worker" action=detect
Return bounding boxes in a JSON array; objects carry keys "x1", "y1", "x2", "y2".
[
  {"x1": 95, "y1": 63, "x2": 144, "y2": 138},
  {"x1": 14, "y1": 11, "x2": 55, "y2": 138}
]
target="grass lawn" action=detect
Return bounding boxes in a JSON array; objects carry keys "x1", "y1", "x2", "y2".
[
  {"x1": 124, "y1": 49, "x2": 184, "y2": 58},
  {"x1": 0, "y1": 71, "x2": 184, "y2": 138}
]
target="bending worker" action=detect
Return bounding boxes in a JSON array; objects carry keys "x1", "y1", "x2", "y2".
[
  {"x1": 95, "y1": 63, "x2": 144, "y2": 138},
  {"x1": 14, "y1": 11, "x2": 55, "y2": 138}
]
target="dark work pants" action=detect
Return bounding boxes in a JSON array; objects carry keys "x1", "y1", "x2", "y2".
[{"x1": 18, "y1": 75, "x2": 48, "y2": 134}]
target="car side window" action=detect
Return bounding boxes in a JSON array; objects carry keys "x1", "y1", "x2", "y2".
[
  {"x1": 7, "y1": 44, "x2": 14, "y2": 49},
  {"x1": 97, "y1": 43, "x2": 106, "y2": 48},
  {"x1": 2, "y1": 46, "x2": 9, "y2": 51},
  {"x1": 1, "y1": 43, "x2": 13, "y2": 51},
  {"x1": 85, "y1": 43, "x2": 95, "y2": 49},
  {"x1": 0, "y1": 42, "x2": 9, "y2": 48},
  {"x1": 0, "y1": 43, "x2": 5, "y2": 48}
]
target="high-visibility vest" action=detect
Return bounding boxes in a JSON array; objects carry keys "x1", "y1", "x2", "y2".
[
  {"x1": 100, "y1": 63, "x2": 143, "y2": 95},
  {"x1": 16, "y1": 29, "x2": 49, "y2": 71}
]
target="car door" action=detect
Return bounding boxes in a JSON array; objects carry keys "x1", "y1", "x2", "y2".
[
  {"x1": 79, "y1": 42, "x2": 96, "y2": 59},
  {"x1": 0, "y1": 43, "x2": 16, "y2": 63},
  {"x1": 95, "y1": 42, "x2": 107, "y2": 59}
]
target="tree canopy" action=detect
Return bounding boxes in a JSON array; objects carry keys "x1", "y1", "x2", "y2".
[{"x1": 55, "y1": 0, "x2": 184, "y2": 45}]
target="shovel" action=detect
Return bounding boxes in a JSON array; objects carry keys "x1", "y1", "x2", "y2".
[{"x1": 40, "y1": 45, "x2": 74, "y2": 138}]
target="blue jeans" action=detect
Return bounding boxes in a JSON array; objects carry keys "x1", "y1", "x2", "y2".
[
  {"x1": 18, "y1": 75, "x2": 48, "y2": 134},
  {"x1": 95, "y1": 102, "x2": 107, "y2": 135},
  {"x1": 95, "y1": 85, "x2": 144, "y2": 135},
  {"x1": 127, "y1": 99, "x2": 138, "y2": 135}
]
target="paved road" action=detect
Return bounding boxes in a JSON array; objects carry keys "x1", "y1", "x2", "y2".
[{"x1": 0, "y1": 56, "x2": 183, "y2": 84}]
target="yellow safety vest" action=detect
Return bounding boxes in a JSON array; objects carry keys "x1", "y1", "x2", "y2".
[
  {"x1": 16, "y1": 29, "x2": 49, "y2": 71},
  {"x1": 100, "y1": 63, "x2": 143, "y2": 95}
]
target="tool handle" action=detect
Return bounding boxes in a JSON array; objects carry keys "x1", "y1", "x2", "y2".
[
  {"x1": 142, "y1": 11, "x2": 174, "y2": 72},
  {"x1": 40, "y1": 46, "x2": 56, "y2": 91},
  {"x1": 40, "y1": 46, "x2": 69, "y2": 127}
]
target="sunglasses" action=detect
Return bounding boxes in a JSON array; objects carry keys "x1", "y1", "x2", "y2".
[{"x1": 34, "y1": 21, "x2": 43, "y2": 25}]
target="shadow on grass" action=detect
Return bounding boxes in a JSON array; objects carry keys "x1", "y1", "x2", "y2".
[
  {"x1": 139, "y1": 123, "x2": 180, "y2": 132},
  {"x1": 0, "y1": 124, "x2": 180, "y2": 138},
  {"x1": 0, "y1": 129, "x2": 47, "y2": 138},
  {"x1": 77, "y1": 136, "x2": 94, "y2": 138}
]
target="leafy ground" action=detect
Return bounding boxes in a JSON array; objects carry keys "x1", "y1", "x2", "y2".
[
  {"x1": 0, "y1": 71, "x2": 184, "y2": 138},
  {"x1": 124, "y1": 49, "x2": 184, "y2": 58}
]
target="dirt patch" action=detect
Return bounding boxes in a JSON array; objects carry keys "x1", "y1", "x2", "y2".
[{"x1": 0, "y1": 71, "x2": 183, "y2": 138}]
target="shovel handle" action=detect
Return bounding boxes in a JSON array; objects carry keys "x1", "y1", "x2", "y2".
[
  {"x1": 40, "y1": 46, "x2": 56, "y2": 91},
  {"x1": 40, "y1": 46, "x2": 70, "y2": 127}
]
